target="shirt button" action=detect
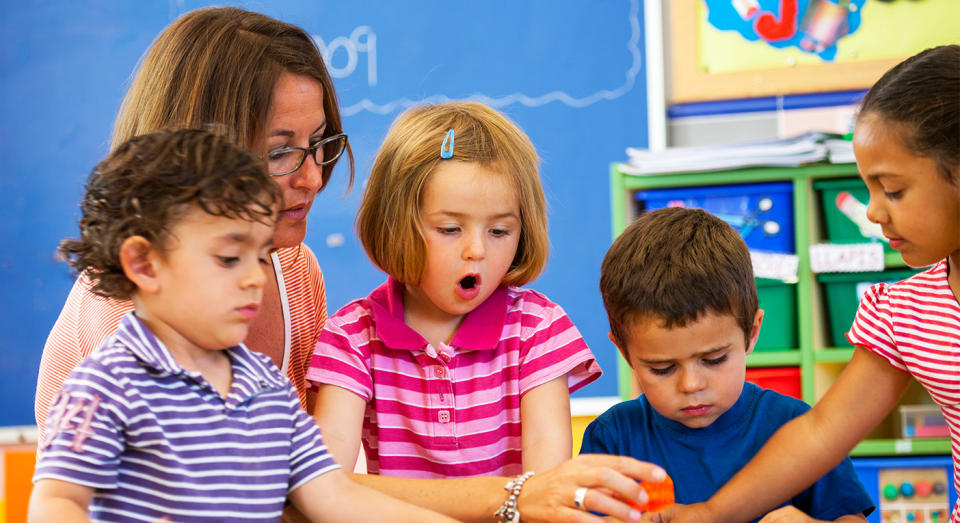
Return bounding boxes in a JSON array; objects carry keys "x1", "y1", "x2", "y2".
[
  {"x1": 434, "y1": 367, "x2": 445, "y2": 378},
  {"x1": 438, "y1": 410, "x2": 450, "y2": 423}
]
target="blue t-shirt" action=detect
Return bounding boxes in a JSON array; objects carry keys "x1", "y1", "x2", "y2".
[{"x1": 580, "y1": 382, "x2": 874, "y2": 521}]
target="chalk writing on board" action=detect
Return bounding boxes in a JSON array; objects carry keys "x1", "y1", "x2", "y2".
[
  {"x1": 314, "y1": 0, "x2": 641, "y2": 116},
  {"x1": 315, "y1": 26, "x2": 378, "y2": 87}
]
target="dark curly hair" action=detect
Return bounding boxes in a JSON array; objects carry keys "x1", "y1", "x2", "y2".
[
  {"x1": 858, "y1": 44, "x2": 959, "y2": 183},
  {"x1": 58, "y1": 127, "x2": 279, "y2": 299}
]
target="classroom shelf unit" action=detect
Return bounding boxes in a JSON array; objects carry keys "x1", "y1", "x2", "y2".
[{"x1": 609, "y1": 162, "x2": 949, "y2": 458}]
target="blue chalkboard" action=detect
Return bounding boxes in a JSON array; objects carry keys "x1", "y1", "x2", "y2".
[{"x1": 0, "y1": 0, "x2": 648, "y2": 426}]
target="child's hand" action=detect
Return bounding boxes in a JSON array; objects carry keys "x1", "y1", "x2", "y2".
[
  {"x1": 758, "y1": 506, "x2": 866, "y2": 523},
  {"x1": 517, "y1": 454, "x2": 667, "y2": 522},
  {"x1": 639, "y1": 503, "x2": 712, "y2": 522},
  {"x1": 758, "y1": 506, "x2": 815, "y2": 522}
]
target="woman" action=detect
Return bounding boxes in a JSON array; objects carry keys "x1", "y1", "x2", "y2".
[
  {"x1": 36, "y1": 7, "x2": 352, "y2": 427},
  {"x1": 35, "y1": 7, "x2": 662, "y2": 522}
]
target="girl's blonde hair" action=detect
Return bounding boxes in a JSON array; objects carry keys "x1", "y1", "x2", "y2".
[
  {"x1": 113, "y1": 6, "x2": 353, "y2": 191},
  {"x1": 357, "y1": 102, "x2": 548, "y2": 286}
]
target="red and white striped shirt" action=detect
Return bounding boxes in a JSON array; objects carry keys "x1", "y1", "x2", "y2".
[
  {"x1": 307, "y1": 277, "x2": 601, "y2": 478},
  {"x1": 847, "y1": 259, "x2": 960, "y2": 522},
  {"x1": 36, "y1": 244, "x2": 327, "y2": 438}
]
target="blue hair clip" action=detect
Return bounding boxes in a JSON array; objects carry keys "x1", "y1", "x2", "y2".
[{"x1": 440, "y1": 129, "x2": 455, "y2": 159}]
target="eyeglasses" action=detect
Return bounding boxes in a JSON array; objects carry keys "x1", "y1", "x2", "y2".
[{"x1": 266, "y1": 133, "x2": 347, "y2": 177}]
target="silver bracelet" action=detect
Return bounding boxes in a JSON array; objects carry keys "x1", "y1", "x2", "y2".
[{"x1": 494, "y1": 471, "x2": 535, "y2": 523}]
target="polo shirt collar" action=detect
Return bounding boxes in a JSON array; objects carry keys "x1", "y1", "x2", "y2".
[
  {"x1": 113, "y1": 312, "x2": 285, "y2": 389},
  {"x1": 368, "y1": 276, "x2": 508, "y2": 351}
]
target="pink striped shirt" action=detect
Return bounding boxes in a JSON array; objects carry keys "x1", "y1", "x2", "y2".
[
  {"x1": 307, "y1": 277, "x2": 601, "y2": 478},
  {"x1": 847, "y1": 259, "x2": 960, "y2": 522},
  {"x1": 36, "y1": 244, "x2": 327, "y2": 438}
]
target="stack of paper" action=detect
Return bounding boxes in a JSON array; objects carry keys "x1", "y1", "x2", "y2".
[
  {"x1": 824, "y1": 138, "x2": 856, "y2": 164},
  {"x1": 621, "y1": 132, "x2": 838, "y2": 176}
]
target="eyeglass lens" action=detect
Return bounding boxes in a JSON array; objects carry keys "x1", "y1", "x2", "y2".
[{"x1": 267, "y1": 134, "x2": 346, "y2": 175}]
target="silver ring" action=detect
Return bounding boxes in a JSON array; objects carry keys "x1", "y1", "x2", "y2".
[{"x1": 573, "y1": 487, "x2": 589, "y2": 510}]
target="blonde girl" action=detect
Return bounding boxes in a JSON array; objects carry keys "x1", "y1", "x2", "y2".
[{"x1": 310, "y1": 102, "x2": 601, "y2": 480}]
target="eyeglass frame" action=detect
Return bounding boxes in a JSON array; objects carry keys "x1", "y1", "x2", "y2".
[{"x1": 267, "y1": 132, "x2": 348, "y2": 177}]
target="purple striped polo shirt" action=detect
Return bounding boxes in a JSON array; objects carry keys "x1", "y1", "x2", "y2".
[
  {"x1": 34, "y1": 313, "x2": 339, "y2": 522},
  {"x1": 307, "y1": 277, "x2": 601, "y2": 478}
]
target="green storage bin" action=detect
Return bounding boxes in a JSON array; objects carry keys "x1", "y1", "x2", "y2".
[
  {"x1": 814, "y1": 178, "x2": 893, "y2": 253},
  {"x1": 818, "y1": 269, "x2": 920, "y2": 347},
  {"x1": 755, "y1": 278, "x2": 797, "y2": 351}
]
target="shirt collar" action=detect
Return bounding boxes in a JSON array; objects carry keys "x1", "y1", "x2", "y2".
[
  {"x1": 112, "y1": 312, "x2": 285, "y2": 389},
  {"x1": 368, "y1": 276, "x2": 508, "y2": 351}
]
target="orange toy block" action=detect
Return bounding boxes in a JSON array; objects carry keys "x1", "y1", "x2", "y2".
[{"x1": 630, "y1": 474, "x2": 675, "y2": 513}]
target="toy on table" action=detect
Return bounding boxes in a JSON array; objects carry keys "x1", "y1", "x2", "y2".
[{"x1": 629, "y1": 474, "x2": 675, "y2": 513}]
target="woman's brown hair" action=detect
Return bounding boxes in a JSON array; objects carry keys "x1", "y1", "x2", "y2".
[{"x1": 113, "y1": 6, "x2": 354, "y2": 191}]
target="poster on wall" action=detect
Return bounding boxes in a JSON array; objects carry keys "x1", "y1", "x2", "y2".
[{"x1": 669, "y1": 0, "x2": 960, "y2": 103}]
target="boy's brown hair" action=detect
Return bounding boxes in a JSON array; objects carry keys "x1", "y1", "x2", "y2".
[
  {"x1": 58, "y1": 128, "x2": 278, "y2": 299},
  {"x1": 356, "y1": 102, "x2": 548, "y2": 286},
  {"x1": 600, "y1": 207, "x2": 758, "y2": 349}
]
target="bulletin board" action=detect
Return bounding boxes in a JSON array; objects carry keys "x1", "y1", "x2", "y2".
[
  {"x1": 669, "y1": 0, "x2": 960, "y2": 104},
  {"x1": 0, "y1": 0, "x2": 648, "y2": 426}
]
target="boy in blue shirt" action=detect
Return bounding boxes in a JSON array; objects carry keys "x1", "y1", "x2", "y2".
[{"x1": 582, "y1": 207, "x2": 873, "y2": 522}]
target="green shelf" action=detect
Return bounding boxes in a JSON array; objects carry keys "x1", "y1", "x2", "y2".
[
  {"x1": 850, "y1": 438, "x2": 951, "y2": 457},
  {"x1": 814, "y1": 348, "x2": 856, "y2": 363},
  {"x1": 747, "y1": 351, "x2": 801, "y2": 367},
  {"x1": 885, "y1": 252, "x2": 907, "y2": 268}
]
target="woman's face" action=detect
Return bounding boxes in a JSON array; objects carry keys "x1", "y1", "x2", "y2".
[{"x1": 264, "y1": 72, "x2": 329, "y2": 249}]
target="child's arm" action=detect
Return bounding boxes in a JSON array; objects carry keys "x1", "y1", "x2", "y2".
[
  {"x1": 645, "y1": 348, "x2": 911, "y2": 523},
  {"x1": 312, "y1": 384, "x2": 367, "y2": 470},
  {"x1": 28, "y1": 479, "x2": 94, "y2": 522},
  {"x1": 290, "y1": 468, "x2": 458, "y2": 522},
  {"x1": 521, "y1": 375, "x2": 573, "y2": 471},
  {"x1": 349, "y1": 454, "x2": 665, "y2": 522},
  {"x1": 757, "y1": 505, "x2": 866, "y2": 522}
]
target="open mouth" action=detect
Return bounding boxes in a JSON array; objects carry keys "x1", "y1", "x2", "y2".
[
  {"x1": 459, "y1": 275, "x2": 478, "y2": 290},
  {"x1": 455, "y1": 274, "x2": 482, "y2": 300}
]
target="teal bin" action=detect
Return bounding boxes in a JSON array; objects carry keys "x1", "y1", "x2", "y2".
[
  {"x1": 814, "y1": 178, "x2": 893, "y2": 254},
  {"x1": 755, "y1": 278, "x2": 797, "y2": 351},
  {"x1": 818, "y1": 269, "x2": 920, "y2": 347}
]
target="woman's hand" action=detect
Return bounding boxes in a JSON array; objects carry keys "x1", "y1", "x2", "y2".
[{"x1": 517, "y1": 454, "x2": 667, "y2": 523}]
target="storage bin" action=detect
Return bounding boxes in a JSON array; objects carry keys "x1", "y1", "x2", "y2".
[
  {"x1": 817, "y1": 269, "x2": 919, "y2": 347},
  {"x1": 899, "y1": 404, "x2": 949, "y2": 439},
  {"x1": 745, "y1": 367, "x2": 801, "y2": 400},
  {"x1": 852, "y1": 456, "x2": 956, "y2": 523},
  {"x1": 634, "y1": 182, "x2": 795, "y2": 254},
  {"x1": 756, "y1": 278, "x2": 798, "y2": 351},
  {"x1": 814, "y1": 177, "x2": 893, "y2": 253}
]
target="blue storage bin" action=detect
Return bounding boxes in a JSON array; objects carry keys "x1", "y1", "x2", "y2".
[
  {"x1": 634, "y1": 182, "x2": 795, "y2": 254},
  {"x1": 852, "y1": 456, "x2": 956, "y2": 523}
]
